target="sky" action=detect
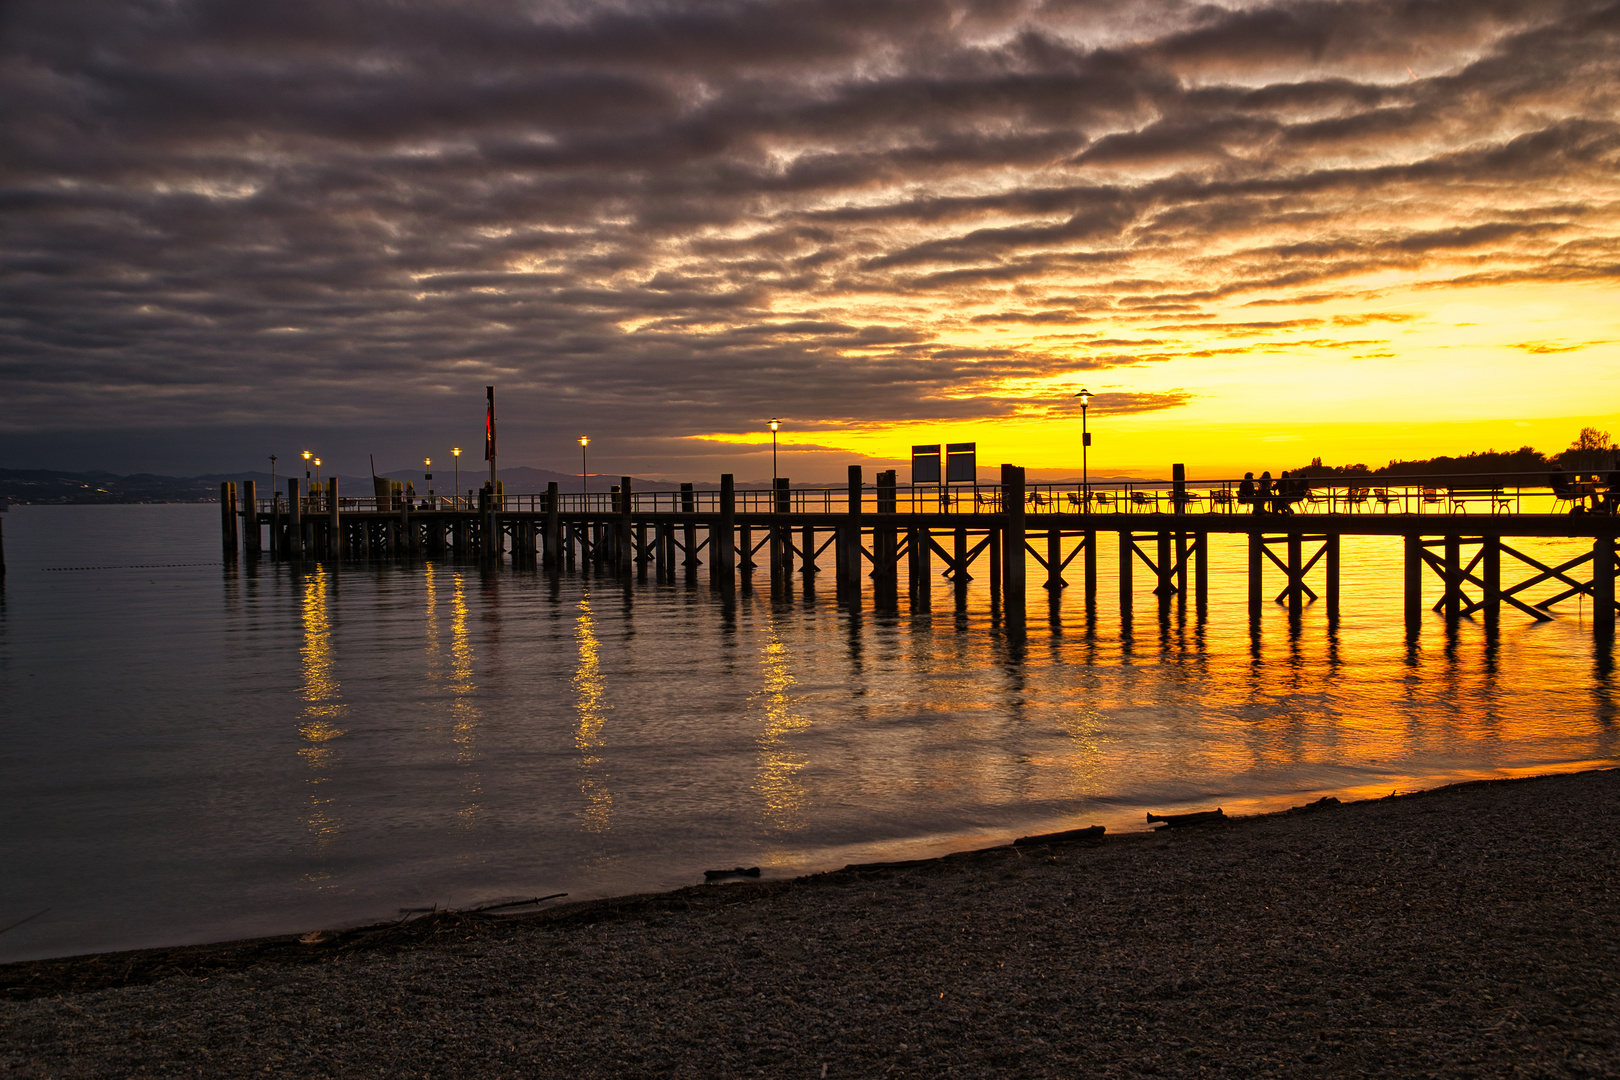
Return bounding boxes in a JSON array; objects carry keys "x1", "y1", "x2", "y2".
[{"x1": 2, "y1": 0, "x2": 1618, "y2": 482}]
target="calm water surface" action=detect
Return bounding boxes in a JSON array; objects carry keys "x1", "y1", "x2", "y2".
[{"x1": 1, "y1": 504, "x2": 1615, "y2": 962}]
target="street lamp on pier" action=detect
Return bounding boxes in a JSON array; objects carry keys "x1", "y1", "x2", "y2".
[
  {"x1": 579, "y1": 435, "x2": 590, "y2": 496},
  {"x1": 425, "y1": 457, "x2": 433, "y2": 503},
  {"x1": 302, "y1": 449, "x2": 311, "y2": 484},
  {"x1": 452, "y1": 447, "x2": 461, "y2": 507},
  {"x1": 769, "y1": 418, "x2": 781, "y2": 485},
  {"x1": 1073, "y1": 389, "x2": 1092, "y2": 505}
]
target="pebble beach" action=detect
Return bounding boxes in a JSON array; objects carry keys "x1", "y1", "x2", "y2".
[{"x1": 4, "y1": 768, "x2": 1619, "y2": 1078}]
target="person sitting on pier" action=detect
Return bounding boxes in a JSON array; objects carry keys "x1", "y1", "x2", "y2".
[
  {"x1": 1239, "y1": 472, "x2": 1257, "y2": 512},
  {"x1": 1274, "y1": 471, "x2": 1297, "y2": 515},
  {"x1": 1257, "y1": 471, "x2": 1274, "y2": 514},
  {"x1": 1601, "y1": 470, "x2": 1620, "y2": 516},
  {"x1": 1549, "y1": 466, "x2": 1581, "y2": 514}
]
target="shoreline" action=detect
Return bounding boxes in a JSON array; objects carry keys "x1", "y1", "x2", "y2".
[{"x1": 5, "y1": 767, "x2": 1620, "y2": 1076}]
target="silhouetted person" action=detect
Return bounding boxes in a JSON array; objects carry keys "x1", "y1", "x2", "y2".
[
  {"x1": 1257, "y1": 471, "x2": 1273, "y2": 514},
  {"x1": 1239, "y1": 472, "x2": 1257, "y2": 512},
  {"x1": 1549, "y1": 466, "x2": 1578, "y2": 514}
]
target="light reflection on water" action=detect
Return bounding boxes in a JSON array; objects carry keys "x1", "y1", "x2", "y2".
[{"x1": 0, "y1": 505, "x2": 1615, "y2": 962}]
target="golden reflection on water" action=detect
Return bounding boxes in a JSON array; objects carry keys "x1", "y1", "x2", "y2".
[
  {"x1": 297, "y1": 566, "x2": 345, "y2": 859},
  {"x1": 574, "y1": 593, "x2": 613, "y2": 833},
  {"x1": 753, "y1": 628, "x2": 812, "y2": 832},
  {"x1": 448, "y1": 571, "x2": 483, "y2": 823}
]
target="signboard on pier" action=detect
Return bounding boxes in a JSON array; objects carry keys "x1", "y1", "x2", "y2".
[
  {"x1": 911, "y1": 445, "x2": 942, "y2": 484},
  {"x1": 946, "y1": 443, "x2": 977, "y2": 483}
]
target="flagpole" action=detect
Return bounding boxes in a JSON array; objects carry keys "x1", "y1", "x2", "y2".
[{"x1": 486, "y1": 385, "x2": 496, "y2": 492}]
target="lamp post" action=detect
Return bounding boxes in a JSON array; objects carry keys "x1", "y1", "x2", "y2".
[
  {"x1": 302, "y1": 449, "x2": 311, "y2": 484},
  {"x1": 452, "y1": 447, "x2": 461, "y2": 508},
  {"x1": 1073, "y1": 389, "x2": 1092, "y2": 505},
  {"x1": 425, "y1": 457, "x2": 433, "y2": 504},
  {"x1": 314, "y1": 457, "x2": 322, "y2": 491},
  {"x1": 769, "y1": 418, "x2": 781, "y2": 485},
  {"x1": 579, "y1": 435, "x2": 590, "y2": 497}
]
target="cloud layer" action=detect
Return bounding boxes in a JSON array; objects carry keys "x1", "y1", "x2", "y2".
[{"x1": 2, "y1": 0, "x2": 1617, "y2": 471}]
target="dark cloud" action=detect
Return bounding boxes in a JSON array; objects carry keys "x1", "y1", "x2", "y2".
[{"x1": 1, "y1": 0, "x2": 1616, "y2": 475}]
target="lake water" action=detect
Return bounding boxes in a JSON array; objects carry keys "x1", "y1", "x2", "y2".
[{"x1": 1, "y1": 504, "x2": 1615, "y2": 963}]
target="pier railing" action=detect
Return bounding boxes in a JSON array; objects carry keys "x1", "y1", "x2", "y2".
[{"x1": 256, "y1": 471, "x2": 1611, "y2": 518}]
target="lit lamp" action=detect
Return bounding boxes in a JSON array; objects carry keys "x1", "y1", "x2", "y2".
[
  {"x1": 579, "y1": 435, "x2": 590, "y2": 495},
  {"x1": 452, "y1": 447, "x2": 462, "y2": 507},
  {"x1": 313, "y1": 458, "x2": 322, "y2": 498},
  {"x1": 1072, "y1": 389, "x2": 1092, "y2": 505},
  {"x1": 425, "y1": 457, "x2": 433, "y2": 502},
  {"x1": 302, "y1": 449, "x2": 311, "y2": 483},
  {"x1": 769, "y1": 419, "x2": 781, "y2": 485}
]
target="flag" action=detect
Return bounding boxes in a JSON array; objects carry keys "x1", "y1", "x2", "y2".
[{"x1": 485, "y1": 386, "x2": 495, "y2": 461}]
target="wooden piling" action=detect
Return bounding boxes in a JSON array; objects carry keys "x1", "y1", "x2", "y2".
[
  {"x1": 1156, "y1": 530, "x2": 1172, "y2": 605},
  {"x1": 620, "y1": 476, "x2": 634, "y2": 573},
  {"x1": 545, "y1": 482, "x2": 560, "y2": 568},
  {"x1": 1594, "y1": 535, "x2": 1615, "y2": 639},
  {"x1": 1288, "y1": 532, "x2": 1303, "y2": 615},
  {"x1": 1482, "y1": 534, "x2": 1500, "y2": 623},
  {"x1": 328, "y1": 477, "x2": 340, "y2": 559},
  {"x1": 1404, "y1": 534, "x2": 1423, "y2": 631},
  {"x1": 1325, "y1": 532, "x2": 1340, "y2": 620},
  {"x1": 1247, "y1": 530, "x2": 1262, "y2": 616},
  {"x1": 241, "y1": 480, "x2": 259, "y2": 557},
  {"x1": 681, "y1": 483, "x2": 699, "y2": 571},
  {"x1": 1194, "y1": 533, "x2": 1208, "y2": 613},
  {"x1": 220, "y1": 482, "x2": 238, "y2": 560},
  {"x1": 716, "y1": 474, "x2": 736, "y2": 593},
  {"x1": 843, "y1": 466, "x2": 863, "y2": 596},
  {"x1": 1444, "y1": 534, "x2": 1461, "y2": 622},
  {"x1": 1120, "y1": 530, "x2": 1134, "y2": 616},
  {"x1": 287, "y1": 480, "x2": 302, "y2": 559},
  {"x1": 1045, "y1": 528, "x2": 1063, "y2": 592},
  {"x1": 1000, "y1": 465, "x2": 1025, "y2": 624},
  {"x1": 1084, "y1": 530, "x2": 1096, "y2": 603}
]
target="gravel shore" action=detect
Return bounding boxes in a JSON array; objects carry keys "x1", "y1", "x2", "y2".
[{"x1": 4, "y1": 768, "x2": 1619, "y2": 1078}]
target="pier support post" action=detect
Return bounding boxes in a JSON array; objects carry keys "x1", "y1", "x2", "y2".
[
  {"x1": 1175, "y1": 530, "x2": 1188, "y2": 600},
  {"x1": 801, "y1": 524, "x2": 816, "y2": 579},
  {"x1": 1119, "y1": 530, "x2": 1134, "y2": 617},
  {"x1": 1595, "y1": 534, "x2": 1615, "y2": 640},
  {"x1": 1155, "y1": 530, "x2": 1173, "y2": 606},
  {"x1": 716, "y1": 474, "x2": 736, "y2": 594},
  {"x1": 220, "y1": 482, "x2": 238, "y2": 561},
  {"x1": 1404, "y1": 534, "x2": 1423, "y2": 632},
  {"x1": 1045, "y1": 529, "x2": 1064, "y2": 592},
  {"x1": 1001, "y1": 465, "x2": 1026, "y2": 626},
  {"x1": 1195, "y1": 532, "x2": 1208, "y2": 614},
  {"x1": 1482, "y1": 534, "x2": 1500, "y2": 625},
  {"x1": 1084, "y1": 530, "x2": 1097, "y2": 604},
  {"x1": 680, "y1": 484, "x2": 699, "y2": 571},
  {"x1": 240, "y1": 480, "x2": 259, "y2": 558},
  {"x1": 544, "y1": 482, "x2": 560, "y2": 569},
  {"x1": 1443, "y1": 534, "x2": 1461, "y2": 622},
  {"x1": 1326, "y1": 532, "x2": 1340, "y2": 621},
  {"x1": 619, "y1": 476, "x2": 634, "y2": 574},
  {"x1": 403, "y1": 493, "x2": 415, "y2": 558},
  {"x1": 328, "y1": 477, "x2": 341, "y2": 559},
  {"x1": 912, "y1": 525, "x2": 931, "y2": 611},
  {"x1": 843, "y1": 466, "x2": 864, "y2": 597},
  {"x1": 1247, "y1": 530, "x2": 1262, "y2": 616},
  {"x1": 1287, "y1": 532, "x2": 1303, "y2": 615},
  {"x1": 288, "y1": 480, "x2": 302, "y2": 559}
]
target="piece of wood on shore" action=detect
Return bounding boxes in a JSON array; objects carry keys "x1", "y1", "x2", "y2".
[
  {"x1": 1013, "y1": 824, "x2": 1106, "y2": 847},
  {"x1": 1146, "y1": 808, "x2": 1226, "y2": 828},
  {"x1": 703, "y1": 866, "x2": 762, "y2": 881}
]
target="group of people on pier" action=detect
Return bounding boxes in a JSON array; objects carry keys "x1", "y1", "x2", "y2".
[
  {"x1": 1550, "y1": 466, "x2": 1620, "y2": 515},
  {"x1": 1237, "y1": 470, "x2": 1307, "y2": 514}
]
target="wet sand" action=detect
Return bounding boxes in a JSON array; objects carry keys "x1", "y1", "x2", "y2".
[{"x1": 4, "y1": 768, "x2": 1619, "y2": 1078}]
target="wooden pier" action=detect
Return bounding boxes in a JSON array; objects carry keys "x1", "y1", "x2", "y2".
[{"x1": 217, "y1": 465, "x2": 1620, "y2": 639}]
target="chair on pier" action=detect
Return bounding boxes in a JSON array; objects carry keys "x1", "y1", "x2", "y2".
[
  {"x1": 1209, "y1": 489, "x2": 1235, "y2": 513},
  {"x1": 1373, "y1": 487, "x2": 1396, "y2": 513},
  {"x1": 975, "y1": 491, "x2": 1001, "y2": 512},
  {"x1": 1421, "y1": 487, "x2": 1443, "y2": 511},
  {"x1": 1027, "y1": 491, "x2": 1047, "y2": 509},
  {"x1": 1345, "y1": 487, "x2": 1369, "y2": 512},
  {"x1": 1130, "y1": 490, "x2": 1159, "y2": 512}
]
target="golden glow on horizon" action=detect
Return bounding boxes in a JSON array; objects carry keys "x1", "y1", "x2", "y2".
[{"x1": 688, "y1": 280, "x2": 1619, "y2": 478}]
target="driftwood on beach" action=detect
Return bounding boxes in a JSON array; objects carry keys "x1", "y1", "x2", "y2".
[{"x1": 1145, "y1": 807, "x2": 1226, "y2": 828}]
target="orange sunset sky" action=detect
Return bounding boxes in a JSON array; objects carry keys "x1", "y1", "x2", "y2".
[{"x1": 2, "y1": 0, "x2": 1617, "y2": 479}]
